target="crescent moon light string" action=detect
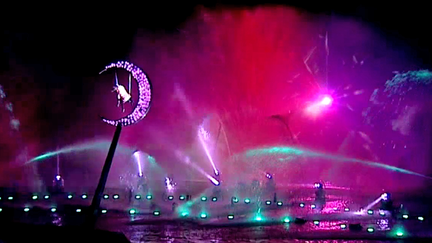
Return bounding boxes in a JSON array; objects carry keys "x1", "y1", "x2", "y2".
[{"x1": 99, "y1": 61, "x2": 152, "y2": 127}]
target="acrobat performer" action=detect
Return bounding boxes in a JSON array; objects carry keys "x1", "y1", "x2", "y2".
[{"x1": 112, "y1": 71, "x2": 133, "y2": 112}]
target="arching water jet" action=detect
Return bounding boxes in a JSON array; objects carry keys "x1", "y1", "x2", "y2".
[{"x1": 26, "y1": 140, "x2": 137, "y2": 164}]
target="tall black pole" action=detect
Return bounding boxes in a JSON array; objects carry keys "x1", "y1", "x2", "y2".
[{"x1": 85, "y1": 124, "x2": 122, "y2": 228}]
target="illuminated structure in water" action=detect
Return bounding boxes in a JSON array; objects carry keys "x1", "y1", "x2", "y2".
[
  {"x1": 99, "y1": 61, "x2": 152, "y2": 127},
  {"x1": 86, "y1": 61, "x2": 153, "y2": 229}
]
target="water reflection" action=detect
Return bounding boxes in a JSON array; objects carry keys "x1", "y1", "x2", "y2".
[{"x1": 116, "y1": 223, "x2": 392, "y2": 242}]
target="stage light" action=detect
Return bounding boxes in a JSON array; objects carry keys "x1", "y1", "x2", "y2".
[
  {"x1": 344, "y1": 208, "x2": 350, "y2": 212},
  {"x1": 320, "y1": 95, "x2": 332, "y2": 106},
  {"x1": 113, "y1": 194, "x2": 119, "y2": 199},
  {"x1": 179, "y1": 195, "x2": 185, "y2": 200},
  {"x1": 24, "y1": 207, "x2": 30, "y2": 212},
  {"x1": 265, "y1": 173, "x2": 272, "y2": 179},
  {"x1": 135, "y1": 195, "x2": 141, "y2": 200},
  {"x1": 180, "y1": 211, "x2": 188, "y2": 217},
  {"x1": 283, "y1": 217, "x2": 290, "y2": 223},
  {"x1": 227, "y1": 214, "x2": 234, "y2": 220},
  {"x1": 201, "y1": 196, "x2": 207, "y2": 201},
  {"x1": 0, "y1": 197, "x2": 2, "y2": 200},
  {"x1": 244, "y1": 198, "x2": 251, "y2": 204},
  {"x1": 210, "y1": 178, "x2": 220, "y2": 186},
  {"x1": 153, "y1": 211, "x2": 160, "y2": 216},
  {"x1": 379, "y1": 211, "x2": 385, "y2": 216},
  {"x1": 200, "y1": 213, "x2": 207, "y2": 219},
  {"x1": 418, "y1": 216, "x2": 424, "y2": 221},
  {"x1": 7, "y1": 196, "x2": 13, "y2": 200},
  {"x1": 265, "y1": 200, "x2": 271, "y2": 205},
  {"x1": 232, "y1": 197, "x2": 239, "y2": 203},
  {"x1": 81, "y1": 194, "x2": 88, "y2": 199},
  {"x1": 129, "y1": 209, "x2": 136, "y2": 215},
  {"x1": 311, "y1": 204, "x2": 316, "y2": 209},
  {"x1": 168, "y1": 195, "x2": 174, "y2": 200},
  {"x1": 313, "y1": 220, "x2": 320, "y2": 225},
  {"x1": 402, "y1": 214, "x2": 408, "y2": 219},
  {"x1": 32, "y1": 195, "x2": 38, "y2": 200},
  {"x1": 67, "y1": 194, "x2": 73, "y2": 199},
  {"x1": 314, "y1": 182, "x2": 323, "y2": 189},
  {"x1": 101, "y1": 209, "x2": 107, "y2": 214},
  {"x1": 146, "y1": 195, "x2": 152, "y2": 200},
  {"x1": 212, "y1": 197, "x2": 217, "y2": 202},
  {"x1": 0, "y1": 208, "x2": 2, "y2": 212},
  {"x1": 51, "y1": 207, "x2": 57, "y2": 212},
  {"x1": 381, "y1": 193, "x2": 389, "y2": 201},
  {"x1": 277, "y1": 201, "x2": 283, "y2": 206},
  {"x1": 76, "y1": 209, "x2": 81, "y2": 213},
  {"x1": 395, "y1": 231, "x2": 404, "y2": 237},
  {"x1": 299, "y1": 203, "x2": 305, "y2": 208},
  {"x1": 341, "y1": 224, "x2": 347, "y2": 229},
  {"x1": 44, "y1": 195, "x2": 50, "y2": 199},
  {"x1": 367, "y1": 227, "x2": 375, "y2": 233},
  {"x1": 103, "y1": 194, "x2": 109, "y2": 199},
  {"x1": 367, "y1": 209, "x2": 374, "y2": 215},
  {"x1": 254, "y1": 215, "x2": 263, "y2": 221}
]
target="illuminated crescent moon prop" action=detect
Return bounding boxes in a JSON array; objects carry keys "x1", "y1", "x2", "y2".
[{"x1": 99, "y1": 61, "x2": 152, "y2": 126}]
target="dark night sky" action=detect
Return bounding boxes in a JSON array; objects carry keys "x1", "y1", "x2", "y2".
[{"x1": 1, "y1": 3, "x2": 431, "y2": 76}]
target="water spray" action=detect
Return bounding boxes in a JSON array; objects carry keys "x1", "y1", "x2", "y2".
[
  {"x1": 132, "y1": 150, "x2": 144, "y2": 177},
  {"x1": 27, "y1": 140, "x2": 136, "y2": 164},
  {"x1": 244, "y1": 146, "x2": 432, "y2": 180},
  {"x1": 177, "y1": 152, "x2": 220, "y2": 186},
  {"x1": 198, "y1": 124, "x2": 219, "y2": 176}
]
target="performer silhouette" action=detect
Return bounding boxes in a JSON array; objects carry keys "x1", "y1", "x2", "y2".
[{"x1": 112, "y1": 71, "x2": 133, "y2": 112}]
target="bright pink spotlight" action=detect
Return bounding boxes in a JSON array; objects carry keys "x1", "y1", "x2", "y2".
[{"x1": 320, "y1": 95, "x2": 332, "y2": 106}]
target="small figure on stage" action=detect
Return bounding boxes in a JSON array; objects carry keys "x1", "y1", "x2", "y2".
[
  {"x1": 380, "y1": 192, "x2": 397, "y2": 218},
  {"x1": 52, "y1": 174, "x2": 64, "y2": 194},
  {"x1": 112, "y1": 71, "x2": 133, "y2": 112},
  {"x1": 314, "y1": 182, "x2": 326, "y2": 209},
  {"x1": 165, "y1": 175, "x2": 176, "y2": 199}
]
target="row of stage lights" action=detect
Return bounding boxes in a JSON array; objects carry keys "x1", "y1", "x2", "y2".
[
  {"x1": 0, "y1": 206, "x2": 419, "y2": 237},
  {"x1": 0, "y1": 194, "x2": 426, "y2": 221},
  {"x1": 0, "y1": 204, "x2": 425, "y2": 223},
  {"x1": 0, "y1": 195, "x2": 89, "y2": 201},
  {"x1": 0, "y1": 207, "x2": 104, "y2": 214},
  {"x1": 1, "y1": 194, "x2": 279, "y2": 204}
]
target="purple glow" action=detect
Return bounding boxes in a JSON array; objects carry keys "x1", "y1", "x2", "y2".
[
  {"x1": 305, "y1": 94, "x2": 333, "y2": 117},
  {"x1": 99, "y1": 61, "x2": 152, "y2": 127}
]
